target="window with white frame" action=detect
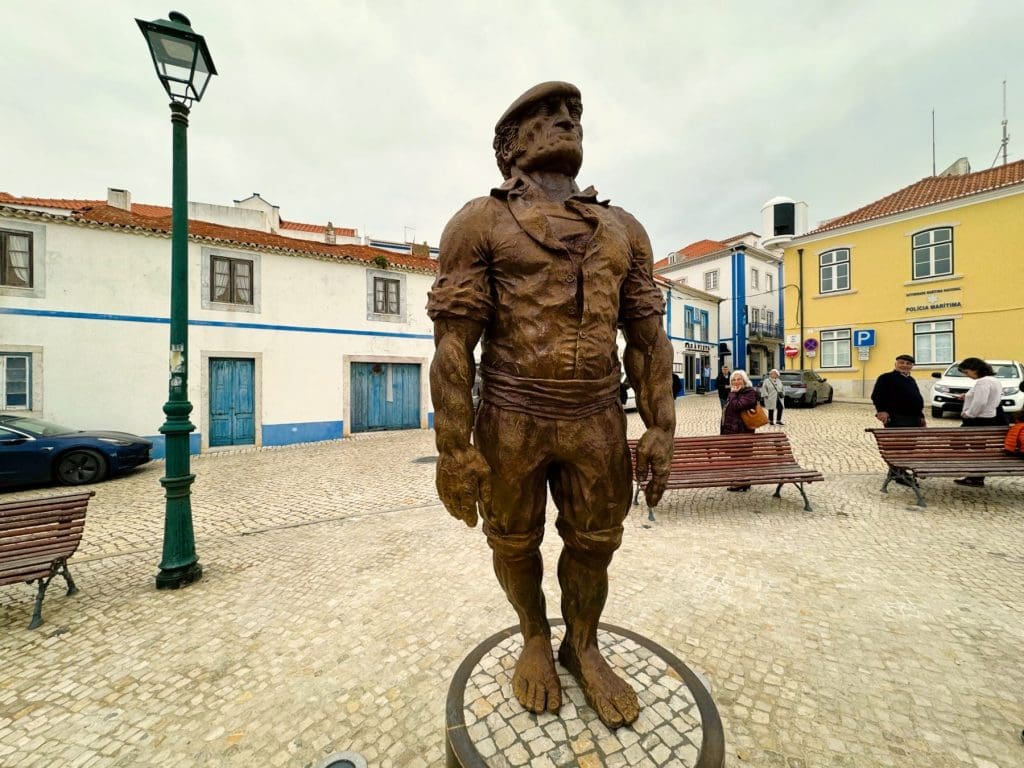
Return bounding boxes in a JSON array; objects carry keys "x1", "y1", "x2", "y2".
[
  {"x1": 912, "y1": 228, "x2": 952, "y2": 279},
  {"x1": 683, "y1": 306, "x2": 695, "y2": 338},
  {"x1": 820, "y1": 328, "x2": 851, "y2": 368},
  {"x1": 703, "y1": 270, "x2": 719, "y2": 291},
  {"x1": 766, "y1": 273, "x2": 774, "y2": 292},
  {"x1": 819, "y1": 249, "x2": 850, "y2": 293},
  {"x1": 750, "y1": 268, "x2": 759, "y2": 290},
  {"x1": 365, "y1": 268, "x2": 407, "y2": 322},
  {"x1": 913, "y1": 320, "x2": 954, "y2": 364},
  {"x1": 1, "y1": 229, "x2": 32, "y2": 288},
  {"x1": 0, "y1": 354, "x2": 30, "y2": 410},
  {"x1": 699, "y1": 310, "x2": 709, "y2": 341},
  {"x1": 765, "y1": 310, "x2": 774, "y2": 326},
  {"x1": 201, "y1": 247, "x2": 261, "y2": 313}
]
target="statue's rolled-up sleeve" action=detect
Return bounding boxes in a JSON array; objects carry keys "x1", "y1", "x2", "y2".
[
  {"x1": 427, "y1": 199, "x2": 495, "y2": 323},
  {"x1": 618, "y1": 211, "x2": 666, "y2": 320}
]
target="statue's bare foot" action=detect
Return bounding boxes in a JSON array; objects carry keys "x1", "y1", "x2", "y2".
[
  {"x1": 558, "y1": 642, "x2": 639, "y2": 728},
  {"x1": 512, "y1": 635, "x2": 562, "y2": 715}
]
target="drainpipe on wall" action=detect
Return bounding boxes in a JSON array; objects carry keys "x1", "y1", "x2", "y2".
[{"x1": 798, "y1": 248, "x2": 805, "y2": 370}]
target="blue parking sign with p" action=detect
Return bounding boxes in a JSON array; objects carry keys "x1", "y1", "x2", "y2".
[{"x1": 853, "y1": 329, "x2": 875, "y2": 347}]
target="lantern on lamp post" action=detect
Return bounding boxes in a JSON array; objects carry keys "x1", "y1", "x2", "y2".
[{"x1": 137, "y1": 11, "x2": 217, "y2": 589}]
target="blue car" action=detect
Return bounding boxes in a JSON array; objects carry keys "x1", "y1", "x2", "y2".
[{"x1": 0, "y1": 415, "x2": 152, "y2": 487}]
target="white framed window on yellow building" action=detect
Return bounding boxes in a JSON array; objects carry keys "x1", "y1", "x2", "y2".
[
  {"x1": 820, "y1": 328, "x2": 851, "y2": 368},
  {"x1": 913, "y1": 320, "x2": 954, "y2": 364},
  {"x1": 819, "y1": 249, "x2": 850, "y2": 293},
  {"x1": 911, "y1": 228, "x2": 953, "y2": 280}
]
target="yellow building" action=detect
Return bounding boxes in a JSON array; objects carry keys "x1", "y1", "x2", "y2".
[{"x1": 782, "y1": 159, "x2": 1024, "y2": 400}]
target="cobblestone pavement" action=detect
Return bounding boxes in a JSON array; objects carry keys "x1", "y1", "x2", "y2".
[{"x1": 1, "y1": 399, "x2": 1022, "y2": 767}]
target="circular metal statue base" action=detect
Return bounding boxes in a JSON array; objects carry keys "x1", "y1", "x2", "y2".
[{"x1": 445, "y1": 621, "x2": 724, "y2": 767}]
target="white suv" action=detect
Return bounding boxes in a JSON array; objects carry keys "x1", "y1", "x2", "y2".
[{"x1": 930, "y1": 359, "x2": 1024, "y2": 419}]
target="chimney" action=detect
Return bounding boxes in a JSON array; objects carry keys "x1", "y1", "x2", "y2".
[
  {"x1": 107, "y1": 188, "x2": 132, "y2": 212},
  {"x1": 938, "y1": 157, "x2": 971, "y2": 177},
  {"x1": 325, "y1": 221, "x2": 337, "y2": 245}
]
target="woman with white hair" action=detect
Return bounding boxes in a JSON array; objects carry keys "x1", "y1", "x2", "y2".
[
  {"x1": 721, "y1": 368, "x2": 759, "y2": 491},
  {"x1": 761, "y1": 368, "x2": 785, "y2": 426}
]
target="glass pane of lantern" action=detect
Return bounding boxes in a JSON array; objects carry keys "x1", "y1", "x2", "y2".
[{"x1": 145, "y1": 29, "x2": 198, "y2": 95}]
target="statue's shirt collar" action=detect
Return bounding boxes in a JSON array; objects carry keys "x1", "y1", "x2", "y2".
[{"x1": 491, "y1": 175, "x2": 607, "y2": 206}]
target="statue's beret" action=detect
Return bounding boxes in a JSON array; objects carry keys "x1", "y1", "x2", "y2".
[{"x1": 495, "y1": 81, "x2": 581, "y2": 132}]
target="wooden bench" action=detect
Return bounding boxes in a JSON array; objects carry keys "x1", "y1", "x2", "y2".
[
  {"x1": 1, "y1": 491, "x2": 93, "y2": 629},
  {"x1": 866, "y1": 426, "x2": 1024, "y2": 507},
  {"x1": 627, "y1": 433, "x2": 825, "y2": 517}
]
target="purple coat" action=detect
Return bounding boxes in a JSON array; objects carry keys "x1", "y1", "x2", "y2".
[{"x1": 721, "y1": 387, "x2": 759, "y2": 435}]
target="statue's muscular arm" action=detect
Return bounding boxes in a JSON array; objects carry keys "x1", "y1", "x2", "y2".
[
  {"x1": 623, "y1": 315, "x2": 675, "y2": 506},
  {"x1": 430, "y1": 317, "x2": 491, "y2": 527}
]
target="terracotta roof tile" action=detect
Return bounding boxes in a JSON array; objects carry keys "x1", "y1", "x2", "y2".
[
  {"x1": 0, "y1": 193, "x2": 102, "y2": 210},
  {"x1": 677, "y1": 239, "x2": 729, "y2": 258},
  {"x1": 71, "y1": 205, "x2": 437, "y2": 272},
  {"x1": 809, "y1": 159, "x2": 1024, "y2": 234},
  {"x1": 281, "y1": 220, "x2": 358, "y2": 237},
  {"x1": 1, "y1": 194, "x2": 415, "y2": 270}
]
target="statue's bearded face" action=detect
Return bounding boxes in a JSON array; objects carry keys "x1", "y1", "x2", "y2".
[{"x1": 503, "y1": 95, "x2": 583, "y2": 178}]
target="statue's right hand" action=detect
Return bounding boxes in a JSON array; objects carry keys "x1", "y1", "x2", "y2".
[{"x1": 436, "y1": 446, "x2": 492, "y2": 528}]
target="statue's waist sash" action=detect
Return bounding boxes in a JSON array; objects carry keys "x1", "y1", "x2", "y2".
[{"x1": 480, "y1": 367, "x2": 621, "y2": 420}]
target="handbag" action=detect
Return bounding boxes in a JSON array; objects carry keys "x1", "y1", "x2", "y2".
[{"x1": 741, "y1": 402, "x2": 769, "y2": 430}]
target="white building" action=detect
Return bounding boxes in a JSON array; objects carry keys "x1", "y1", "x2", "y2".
[
  {"x1": 654, "y1": 233, "x2": 783, "y2": 380},
  {"x1": 0, "y1": 189, "x2": 437, "y2": 458},
  {"x1": 657, "y1": 275, "x2": 721, "y2": 394}
]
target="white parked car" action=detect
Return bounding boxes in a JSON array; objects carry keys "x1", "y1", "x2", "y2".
[{"x1": 930, "y1": 359, "x2": 1024, "y2": 419}]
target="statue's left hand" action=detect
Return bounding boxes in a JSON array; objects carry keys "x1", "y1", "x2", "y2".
[{"x1": 634, "y1": 426, "x2": 673, "y2": 507}]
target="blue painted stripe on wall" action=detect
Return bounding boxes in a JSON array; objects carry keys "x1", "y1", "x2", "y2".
[
  {"x1": 148, "y1": 433, "x2": 202, "y2": 460},
  {"x1": 0, "y1": 307, "x2": 432, "y2": 340},
  {"x1": 263, "y1": 421, "x2": 343, "y2": 446},
  {"x1": 427, "y1": 411, "x2": 434, "y2": 429}
]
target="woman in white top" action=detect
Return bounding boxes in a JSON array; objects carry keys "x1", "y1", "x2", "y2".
[{"x1": 954, "y1": 357, "x2": 1008, "y2": 487}]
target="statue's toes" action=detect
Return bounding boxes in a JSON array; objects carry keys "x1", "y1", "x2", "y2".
[{"x1": 545, "y1": 678, "x2": 562, "y2": 713}]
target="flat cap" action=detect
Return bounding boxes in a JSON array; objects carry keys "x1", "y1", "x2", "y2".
[
  {"x1": 895, "y1": 354, "x2": 915, "y2": 363},
  {"x1": 495, "y1": 81, "x2": 581, "y2": 132}
]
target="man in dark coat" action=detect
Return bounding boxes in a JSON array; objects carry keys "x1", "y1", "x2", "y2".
[
  {"x1": 716, "y1": 364, "x2": 731, "y2": 407},
  {"x1": 871, "y1": 354, "x2": 926, "y2": 428}
]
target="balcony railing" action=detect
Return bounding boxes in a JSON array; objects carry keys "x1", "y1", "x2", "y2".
[{"x1": 747, "y1": 321, "x2": 784, "y2": 339}]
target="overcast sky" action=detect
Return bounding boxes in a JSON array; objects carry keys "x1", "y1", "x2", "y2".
[{"x1": 3, "y1": 1, "x2": 1021, "y2": 257}]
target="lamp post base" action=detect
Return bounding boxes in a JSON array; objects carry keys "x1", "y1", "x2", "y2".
[{"x1": 155, "y1": 561, "x2": 203, "y2": 590}]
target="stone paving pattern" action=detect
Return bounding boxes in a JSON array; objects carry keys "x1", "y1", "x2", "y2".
[
  {"x1": 0, "y1": 399, "x2": 1022, "y2": 767},
  {"x1": 461, "y1": 627, "x2": 703, "y2": 767}
]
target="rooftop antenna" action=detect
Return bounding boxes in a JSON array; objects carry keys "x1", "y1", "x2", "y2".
[
  {"x1": 404, "y1": 225, "x2": 415, "y2": 244},
  {"x1": 991, "y1": 79, "x2": 1010, "y2": 168},
  {"x1": 931, "y1": 109, "x2": 936, "y2": 175}
]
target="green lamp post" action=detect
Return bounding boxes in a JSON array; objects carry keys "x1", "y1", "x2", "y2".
[{"x1": 137, "y1": 11, "x2": 217, "y2": 589}]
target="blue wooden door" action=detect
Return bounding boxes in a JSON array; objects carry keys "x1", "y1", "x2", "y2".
[
  {"x1": 351, "y1": 362, "x2": 420, "y2": 433},
  {"x1": 210, "y1": 358, "x2": 255, "y2": 447}
]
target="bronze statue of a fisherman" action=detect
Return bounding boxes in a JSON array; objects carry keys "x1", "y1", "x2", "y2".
[{"x1": 427, "y1": 81, "x2": 675, "y2": 728}]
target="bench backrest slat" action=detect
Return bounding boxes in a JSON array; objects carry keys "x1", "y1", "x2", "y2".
[
  {"x1": 0, "y1": 492, "x2": 93, "y2": 586},
  {"x1": 628, "y1": 433, "x2": 798, "y2": 467},
  {"x1": 868, "y1": 427, "x2": 1010, "y2": 460}
]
